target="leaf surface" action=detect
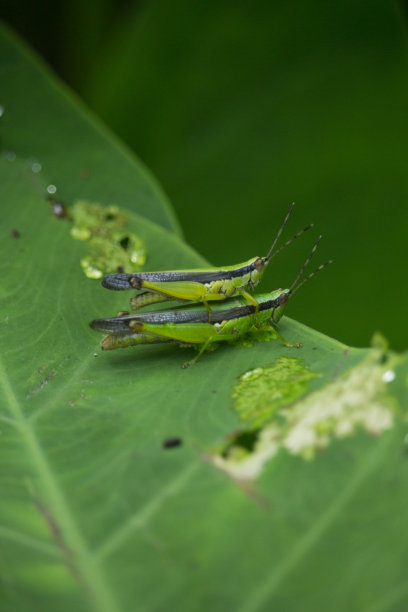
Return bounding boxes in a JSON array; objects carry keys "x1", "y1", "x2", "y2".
[{"x1": 1, "y1": 24, "x2": 408, "y2": 612}]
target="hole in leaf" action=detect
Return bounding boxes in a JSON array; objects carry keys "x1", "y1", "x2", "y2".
[
  {"x1": 119, "y1": 236, "x2": 130, "y2": 250},
  {"x1": 222, "y1": 430, "x2": 259, "y2": 457}
]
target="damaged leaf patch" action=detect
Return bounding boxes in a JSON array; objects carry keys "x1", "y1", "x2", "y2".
[
  {"x1": 70, "y1": 200, "x2": 146, "y2": 279},
  {"x1": 214, "y1": 350, "x2": 400, "y2": 479},
  {"x1": 232, "y1": 357, "x2": 318, "y2": 429}
]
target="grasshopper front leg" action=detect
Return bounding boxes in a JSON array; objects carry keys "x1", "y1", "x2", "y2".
[
  {"x1": 264, "y1": 323, "x2": 302, "y2": 348},
  {"x1": 239, "y1": 290, "x2": 260, "y2": 312},
  {"x1": 238, "y1": 289, "x2": 263, "y2": 326},
  {"x1": 181, "y1": 333, "x2": 239, "y2": 368}
]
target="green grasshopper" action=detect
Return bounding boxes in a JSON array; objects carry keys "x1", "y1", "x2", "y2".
[
  {"x1": 90, "y1": 236, "x2": 331, "y2": 367},
  {"x1": 100, "y1": 203, "x2": 313, "y2": 318}
]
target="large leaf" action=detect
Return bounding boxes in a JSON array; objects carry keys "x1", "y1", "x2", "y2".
[
  {"x1": 0, "y1": 22, "x2": 180, "y2": 235},
  {"x1": 2, "y1": 135, "x2": 408, "y2": 612},
  {"x1": 2, "y1": 24, "x2": 408, "y2": 612}
]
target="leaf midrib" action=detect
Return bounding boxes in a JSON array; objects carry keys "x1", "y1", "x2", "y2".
[{"x1": 0, "y1": 355, "x2": 121, "y2": 612}]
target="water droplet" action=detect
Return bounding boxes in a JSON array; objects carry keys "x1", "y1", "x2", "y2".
[
  {"x1": 3, "y1": 151, "x2": 16, "y2": 161},
  {"x1": 382, "y1": 370, "x2": 395, "y2": 383},
  {"x1": 0, "y1": 105, "x2": 4, "y2": 117},
  {"x1": 51, "y1": 202, "x2": 68, "y2": 219},
  {"x1": 47, "y1": 184, "x2": 57, "y2": 194},
  {"x1": 31, "y1": 161, "x2": 42, "y2": 173},
  {"x1": 27, "y1": 156, "x2": 41, "y2": 172}
]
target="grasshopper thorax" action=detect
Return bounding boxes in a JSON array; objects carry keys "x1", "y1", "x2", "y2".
[{"x1": 246, "y1": 256, "x2": 266, "y2": 290}]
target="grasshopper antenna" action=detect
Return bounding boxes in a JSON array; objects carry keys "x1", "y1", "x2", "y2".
[
  {"x1": 289, "y1": 236, "x2": 332, "y2": 296},
  {"x1": 268, "y1": 222, "x2": 314, "y2": 262},
  {"x1": 264, "y1": 202, "x2": 295, "y2": 262},
  {"x1": 264, "y1": 202, "x2": 314, "y2": 263}
]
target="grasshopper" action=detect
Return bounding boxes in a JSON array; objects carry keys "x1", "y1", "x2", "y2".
[
  {"x1": 100, "y1": 203, "x2": 313, "y2": 318},
  {"x1": 90, "y1": 236, "x2": 331, "y2": 367}
]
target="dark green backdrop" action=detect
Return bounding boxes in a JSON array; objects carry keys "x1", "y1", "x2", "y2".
[{"x1": 2, "y1": 0, "x2": 408, "y2": 349}]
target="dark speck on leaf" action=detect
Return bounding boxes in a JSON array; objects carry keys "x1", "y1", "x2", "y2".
[
  {"x1": 11, "y1": 229, "x2": 20, "y2": 238},
  {"x1": 163, "y1": 437, "x2": 182, "y2": 449}
]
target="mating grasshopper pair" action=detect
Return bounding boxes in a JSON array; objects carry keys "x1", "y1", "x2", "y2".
[{"x1": 90, "y1": 205, "x2": 331, "y2": 367}]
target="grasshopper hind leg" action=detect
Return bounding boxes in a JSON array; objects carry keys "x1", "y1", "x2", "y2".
[{"x1": 130, "y1": 291, "x2": 170, "y2": 310}]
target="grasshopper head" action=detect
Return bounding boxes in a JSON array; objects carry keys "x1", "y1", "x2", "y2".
[
  {"x1": 254, "y1": 257, "x2": 266, "y2": 272},
  {"x1": 271, "y1": 290, "x2": 290, "y2": 323},
  {"x1": 247, "y1": 257, "x2": 267, "y2": 290}
]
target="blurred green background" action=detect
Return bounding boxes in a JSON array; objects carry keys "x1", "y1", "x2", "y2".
[{"x1": 2, "y1": 0, "x2": 408, "y2": 349}]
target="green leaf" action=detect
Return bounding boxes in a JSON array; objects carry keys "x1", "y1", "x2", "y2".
[
  {"x1": 2, "y1": 150, "x2": 408, "y2": 612},
  {"x1": 0, "y1": 22, "x2": 181, "y2": 236},
  {"x1": 2, "y1": 23, "x2": 408, "y2": 612}
]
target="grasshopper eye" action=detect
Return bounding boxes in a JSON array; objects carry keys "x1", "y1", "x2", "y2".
[
  {"x1": 254, "y1": 257, "x2": 264, "y2": 271},
  {"x1": 279, "y1": 292, "x2": 289, "y2": 306}
]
